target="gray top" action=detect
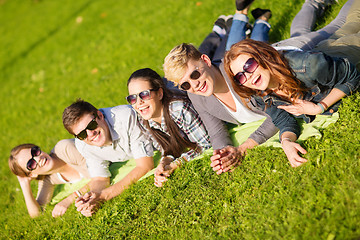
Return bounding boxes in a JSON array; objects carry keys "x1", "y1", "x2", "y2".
[
  {"x1": 188, "y1": 62, "x2": 278, "y2": 149},
  {"x1": 75, "y1": 105, "x2": 154, "y2": 178}
]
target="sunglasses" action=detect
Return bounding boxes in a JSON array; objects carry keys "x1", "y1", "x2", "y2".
[
  {"x1": 126, "y1": 89, "x2": 157, "y2": 105},
  {"x1": 180, "y1": 67, "x2": 202, "y2": 91},
  {"x1": 74, "y1": 115, "x2": 98, "y2": 140},
  {"x1": 26, "y1": 146, "x2": 42, "y2": 171},
  {"x1": 233, "y1": 58, "x2": 259, "y2": 86}
]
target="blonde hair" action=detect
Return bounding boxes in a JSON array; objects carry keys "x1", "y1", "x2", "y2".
[{"x1": 163, "y1": 43, "x2": 202, "y2": 84}]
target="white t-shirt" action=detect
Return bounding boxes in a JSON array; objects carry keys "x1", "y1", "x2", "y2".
[
  {"x1": 218, "y1": 74, "x2": 265, "y2": 123},
  {"x1": 75, "y1": 105, "x2": 154, "y2": 178}
]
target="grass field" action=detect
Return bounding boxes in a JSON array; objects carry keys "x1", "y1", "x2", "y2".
[{"x1": 1, "y1": 0, "x2": 359, "y2": 239}]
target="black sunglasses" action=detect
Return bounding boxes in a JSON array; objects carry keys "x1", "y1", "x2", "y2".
[
  {"x1": 180, "y1": 67, "x2": 202, "y2": 91},
  {"x1": 74, "y1": 115, "x2": 98, "y2": 140},
  {"x1": 26, "y1": 146, "x2": 42, "y2": 171},
  {"x1": 126, "y1": 89, "x2": 158, "y2": 105},
  {"x1": 233, "y1": 58, "x2": 259, "y2": 86}
]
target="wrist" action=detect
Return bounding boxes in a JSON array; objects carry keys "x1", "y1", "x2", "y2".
[
  {"x1": 238, "y1": 139, "x2": 258, "y2": 155},
  {"x1": 281, "y1": 137, "x2": 292, "y2": 145},
  {"x1": 174, "y1": 156, "x2": 187, "y2": 166},
  {"x1": 73, "y1": 190, "x2": 82, "y2": 198},
  {"x1": 317, "y1": 101, "x2": 328, "y2": 114},
  {"x1": 160, "y1": 155, "x2": 175, "y2": 167},
  {"x1": 237, "y1": 145, "x2": 247, "y2": 156},
  {"x1": 98, "y1": 190, "x2": 109, "y2": 202}
]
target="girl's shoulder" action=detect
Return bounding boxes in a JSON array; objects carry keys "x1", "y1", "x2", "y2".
[
  {"x1": 168, "y1": 99, "x2": 198, "y2": 122},
  {"x1": 283, "y1": 50, "x2": 329, "y2": 72},
  {"x1": 169, "y1": 99, "x2": 193, "y2": 114}
]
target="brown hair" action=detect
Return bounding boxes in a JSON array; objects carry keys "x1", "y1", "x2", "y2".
[
  {"x1": 9, "y1": 144, "x2": 37, "y2": 177},
  {"x1": 163, "y1": 43, "x2": 202, "y2": 84},
  {"x1": 128, "y1": 68, "x2": 199, "y2": 158},
  {"x1": 62, "y1": 99, "x2": 98, "y2": 135},
  {"x1": 224, "y1": 39, "x2": 305, "y2": 102}
]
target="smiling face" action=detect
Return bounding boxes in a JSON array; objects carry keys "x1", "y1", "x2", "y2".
[
  {"x1": 127, "y1": 78, "x2": 164, "y2": 122},
  {"x1": 178, "y1": 55, "x2": 221, "y2": 96},
  {"x1": 229, "y1": 54, "x2": 275, "y2": 91},
  {"x1": 16, "y1": 147, "x2": 54, "y2": 177},
  {"x1": 71, "y1": 111, "x2": 112, "y2": 147}
]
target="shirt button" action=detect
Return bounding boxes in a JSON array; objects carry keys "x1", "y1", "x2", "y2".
[{"x1": 329, "y1": 109, "x2": 334, "y2": 113}]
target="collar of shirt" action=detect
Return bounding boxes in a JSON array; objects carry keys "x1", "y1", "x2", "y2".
[
  {"x1": 148, "y1": 117, "x2": 168, "y2": 133},
  {"x1": 100, "y1": 108, "x2": 120, "y2": 150}
]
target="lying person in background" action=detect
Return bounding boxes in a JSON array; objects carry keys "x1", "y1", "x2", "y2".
[
  {"x1": 163, "y1": 0, "x2": 352, "y2": 171},
  {"x1": 223, "y1": 39, "x2": 360, "y2": 167}
]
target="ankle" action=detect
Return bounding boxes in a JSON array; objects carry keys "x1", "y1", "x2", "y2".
[{"x1": 236, "y1": 9, "x2": 248, "y2": 15}]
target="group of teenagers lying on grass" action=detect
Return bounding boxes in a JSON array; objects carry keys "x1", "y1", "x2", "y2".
[{"x1": 8, "y1": 0, "x2": 360, "y2": 218}]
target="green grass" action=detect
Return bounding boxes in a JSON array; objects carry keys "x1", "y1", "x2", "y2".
[{"x1": 1, "y1": 0, "x2": 358, "y2": 239}]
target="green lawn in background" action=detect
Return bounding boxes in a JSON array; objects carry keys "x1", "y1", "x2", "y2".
[{"x1": 1, "y1": 0, "x2": 359, "y2": 239}]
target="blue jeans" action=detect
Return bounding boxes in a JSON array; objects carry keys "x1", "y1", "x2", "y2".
[
  {"x1": 226, "y1": 14, "x2": 271, "y2": 50},
  {"x1": 209, "y1": 14, "x2": 271, "y2": 64},
  {"x1": 198, "y1": 32, "x2": 222, "y2": 60}
]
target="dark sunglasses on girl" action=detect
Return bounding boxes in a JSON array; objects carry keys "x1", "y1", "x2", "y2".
[
  {"x1": 26, "y1": 146, "x2": 42, "y2": 171},
  {"x1": 74, "y1": 115, "x2": 98, "y2": 140},
  {"x1": 126, "y1": 89, "x2": 157, "y2": 105},
  {"x1": 180, "y1": 67, "x2": 202, "y2": 91},
  {"x1": 233, "y1": 58, "x2": 259, "y2": 86}
]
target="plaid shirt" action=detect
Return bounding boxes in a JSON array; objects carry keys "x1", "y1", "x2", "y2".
[{"x1": 145, "y1": 100, "x2": 211, "y2": 162}]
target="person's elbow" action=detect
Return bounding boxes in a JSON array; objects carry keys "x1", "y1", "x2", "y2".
[{"x1": 28, "y1": 209, "x2": 41, "y2": 218}]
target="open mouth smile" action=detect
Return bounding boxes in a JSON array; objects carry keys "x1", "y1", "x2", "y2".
[
  {"x1": 252, "y1": 75, "x2": 261, "y2": 86},
  {"x1": 138, "y1": 105, "x2": 150, "y2": 115},
  {"x1": 89, "y1": 131, "x2": 100, "y2": 142},
  {"x1": 197, "y1": 82, "x2": 207, "y2": 93},
  {"x1": 39, "y1": 157, "x2": 48, "y2": 168}
]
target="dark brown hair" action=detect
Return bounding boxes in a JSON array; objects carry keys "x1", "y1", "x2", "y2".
[
  {"x1": 224, "y1": 39, "x2": 305, "y2": 102},
  {"x1": 62, "y1": 99, "x2": 98, "y2": 135},
  {"x1": 127, "y1": 68, "x2": 198, "y2": 158}
]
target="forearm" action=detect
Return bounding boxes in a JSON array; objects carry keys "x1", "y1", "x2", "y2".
[
  {"x1": 88, "y1": 177, "x2": 110, "y2": 193},
  {"x1": 64, "y1": 182, "x2": 97, "y2": 205},
  {"x1": 237, "y1": 138, "x2": 258, "y2": 154},
  {"x1": 280, "y1": 131, "x2": 298, "y2": 142},
  {"x1": 249, "y1": 117, "x2": 279, "y2": 145},
  {"x1": 19, "y1": 181, "x2": 41, "y2": 218},
  {"x1": 100, "y1": 165, "x2": 150, "y2": 201},
  {"x1": 320, "y1": 88, "x2": 346, "y2": 111}
]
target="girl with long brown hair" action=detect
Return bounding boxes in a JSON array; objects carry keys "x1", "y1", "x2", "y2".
[
  {"x1": 127, "y1": 68, "x2": 211, "y2": 187},
  {"x1": 224, "y1": 39, "x2": 360, "y2": 167}
]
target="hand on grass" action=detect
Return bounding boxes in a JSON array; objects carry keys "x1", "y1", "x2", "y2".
[
  {"x1": 52, "y1": 198, "x2": 72, "y2": 218},
  {"x1": 278, "y1": 99, "x2": 322, "y2": 116},
  {"x1": 210, "y1": 146, "x2": 243, "y2": 175},
  {"x1": 154, "y1": 157, "x2": 178, "y2": 187},
  {"x1": 281, "y1": 139, "x2": 308, "y2": 167}
]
